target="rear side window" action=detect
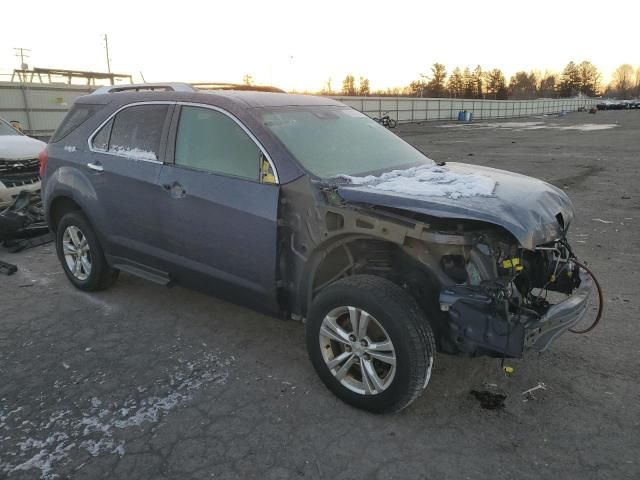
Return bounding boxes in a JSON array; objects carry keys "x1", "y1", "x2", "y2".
[
  {"x1": 51, "y1": 104, "x2": 101, "y2": 143},
  {"x1": 174, "y1": 106, "x2": 260, "y2": 180},
  {"x1": 92, "y1": 118, "x2": 112, "y2": 152},
  {"x1": 92, "y1": 104, "x2": 168, "y2": 161}
]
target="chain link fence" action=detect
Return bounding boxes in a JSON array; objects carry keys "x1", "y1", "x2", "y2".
[{"x1": 331, "y1": 96, "x2": 599, "y2": 123}]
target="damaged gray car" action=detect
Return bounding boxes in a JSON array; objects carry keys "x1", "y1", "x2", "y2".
[{"x1": 41, "y1": 84, "x2": 599, "y2": 413}]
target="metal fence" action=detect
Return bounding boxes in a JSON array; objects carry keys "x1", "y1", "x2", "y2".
[
  {"x1": 0, "y1": 82, "x2": 93, "y2": 139},
  {"x1": 0, "y1": 80, "x2": 600, "y2": 139},
  {"x1": 331, "y1": 96, "x2": 599, "y2": 123}
]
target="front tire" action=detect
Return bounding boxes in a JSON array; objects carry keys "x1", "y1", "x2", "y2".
[
  {"x1": 55, "y1": 211, "x2": 118, "y2": 291},
  {"x1": 388, "y1": 119, "x2": 397, "y2": 128},
  {"x1": 306, "y1": 275, "x2": 435, "y2": 413}
]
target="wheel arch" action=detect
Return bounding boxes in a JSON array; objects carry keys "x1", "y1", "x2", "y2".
[
  {"x1": 298, "y1": 233, "x2": 445, "y2": 319},
  {"x1": 48, "y1": 195, "x2": 82, "y2": 232}
]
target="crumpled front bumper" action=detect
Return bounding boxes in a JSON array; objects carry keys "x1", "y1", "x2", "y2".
[
  {"x1": 524, "y1": 269, "x2": 593, "y2": 352},
  {"x1": 439, "y1": 269, "x2": 593, "y2": 357}
]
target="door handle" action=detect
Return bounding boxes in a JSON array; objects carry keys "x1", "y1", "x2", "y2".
[{"x1": 87, "y1": 162, "x2": 104, "y2": 172}]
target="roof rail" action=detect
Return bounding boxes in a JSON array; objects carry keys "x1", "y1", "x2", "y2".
[
  {"x1": 192, "y1": 83, "x2": 286, "y2": 93},
  {"x1": 91, "y1": 82, "x2": 196, "y2": 95}
]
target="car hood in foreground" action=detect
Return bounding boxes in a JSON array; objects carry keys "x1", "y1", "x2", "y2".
[
  {"x1": 336, "y1": 162, "x2": 573, "y2": 249},
  {"x1": 0, "y1": 135, "x2": 46, "y2": 161}
]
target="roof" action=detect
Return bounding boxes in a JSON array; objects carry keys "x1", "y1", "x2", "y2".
[
  {"x1": 85, "y1": 82, "x2": 343, "y2": 109},
  {"x1": 200, "y1": 90, "x2": 343, "y2": 108}
]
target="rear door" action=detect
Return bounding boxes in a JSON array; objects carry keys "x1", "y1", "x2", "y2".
[
  {"x1": 87, "y1": 102, "x2": 174, "y2": 267},
  {"x1": 156, "y1": 104, "x2": 280, "y2": 309}
]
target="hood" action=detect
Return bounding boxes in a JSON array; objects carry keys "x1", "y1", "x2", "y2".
[
  {"x1": 337, "y1": 162, "x2": 573, "y2": 249},
  {"x1": 0, "y1": 135, "x2": 46, "y2": 161}
]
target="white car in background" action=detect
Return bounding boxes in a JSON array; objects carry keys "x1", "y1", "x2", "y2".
[{"x1": 0, "y1": 118, "x2": 45, "y2": 209}]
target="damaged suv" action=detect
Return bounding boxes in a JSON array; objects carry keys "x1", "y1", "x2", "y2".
[
  {"x1": 0, "y1": 117, "x2": 45, "y2": 209},
  {"x1": 42, "y1": 84, "x2": 595, "y2": 413}
]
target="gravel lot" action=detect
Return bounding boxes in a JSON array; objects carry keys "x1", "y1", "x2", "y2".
[{"x1": 1, "y1": 110, "x2": 639, "y2": 480}]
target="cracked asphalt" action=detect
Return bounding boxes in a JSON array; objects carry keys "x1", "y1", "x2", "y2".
[{"x1": 1, "y1": 110, "x2": 639, "y2": 479}]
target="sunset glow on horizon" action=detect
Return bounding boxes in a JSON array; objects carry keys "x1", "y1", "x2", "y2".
[{"x1": 2, "y1": 0, "x2": 638, "y2": 91}]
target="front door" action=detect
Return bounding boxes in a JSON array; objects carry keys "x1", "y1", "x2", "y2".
[{"x1": 157, "y1": 105, "x2": 280, "y2": 309}]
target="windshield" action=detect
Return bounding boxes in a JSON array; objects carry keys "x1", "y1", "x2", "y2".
[
  {"x1": 258, "y1": 106, "x2": 433, "y2": 178},
  {"x1": 0, "y1": 119, "x2": 21, "y2": 136}
]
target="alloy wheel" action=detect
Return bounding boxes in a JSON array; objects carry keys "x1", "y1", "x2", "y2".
[
  {"x1": 62, "y1": 225, "x2": 92, "y2": 281},
  {"x1": 319, "y1": 306, "x2": 396, "y2": 395}
]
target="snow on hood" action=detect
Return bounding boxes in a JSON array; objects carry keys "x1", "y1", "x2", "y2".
[
  {"x1": 337, "y1": 162, "x2": 575, "y2": 249},
  {"x1": 0, "y1": 135, "x2": 46, "y2": 161},
  {"x1": 337, "y1": 165, "x2": 496, "y2": 199}
]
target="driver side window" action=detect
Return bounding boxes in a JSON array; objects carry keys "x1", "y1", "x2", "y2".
[{"x1": 175, "y1": 106, "x2": 265, "y2": 181}]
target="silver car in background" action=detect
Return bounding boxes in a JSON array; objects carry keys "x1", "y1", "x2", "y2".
[{"x1": 0, "y1": 118, "x2": 45, "y2": 209}]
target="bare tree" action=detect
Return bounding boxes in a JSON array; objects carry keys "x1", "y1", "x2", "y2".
[
  {"x1": 509, "y1": 71, "x2": 538, "y2": 99},
  {"x1": 358, "y1": 77, "x2": 370, "y2": 96},
  {"x1": 611, "y1": 64, "x2": 635, "y2": 98},
  {"x1": 242, "y1": 74, "x2": 254, "y2": 86},
  {"x1": 342, "y1": 75, "x2": 357, "y2": 96},
  {"x1": 577, "y1": 61, "x2": 600, "y2": 96},
  {"x1": 319, "y1": 77, "x2": 334, "y2": 96},
  {"x1": 538, "y1": 71, "x2": 558, "y2": 98}
]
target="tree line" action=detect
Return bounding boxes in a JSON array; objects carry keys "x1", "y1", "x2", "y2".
[{"x1": 329, "y1": 62, "x2": 640, "y2": 99}]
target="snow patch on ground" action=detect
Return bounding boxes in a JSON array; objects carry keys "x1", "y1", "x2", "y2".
[
  {"x1": 555, "y1": 123, "x2": 618, "y2": 131},
  {"x1": 0, "y1": 351, "x2": 232, "y2": 479},
  {"x1": 339, "y1": 165, "x2": 496, "y2": 199},
  {"x1": 439, "y1": 121, "x2": 618, "y2": 132}
]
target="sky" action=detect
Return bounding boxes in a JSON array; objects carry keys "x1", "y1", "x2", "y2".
[{"x1": 1, "y1": 0, "x2": 638, "y2": 91}]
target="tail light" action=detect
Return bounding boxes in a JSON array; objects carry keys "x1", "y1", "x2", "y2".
[{"x1": 38, "y1": 148, "x2": 48, "y2": 177}]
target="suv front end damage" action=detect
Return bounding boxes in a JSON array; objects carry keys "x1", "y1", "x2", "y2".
[
  {"x1": 439, "y1": 241, "x2": 593, "y2": 357},
  {"x1": 281, "y1": 172, "x2": 596, "y2": 360}
]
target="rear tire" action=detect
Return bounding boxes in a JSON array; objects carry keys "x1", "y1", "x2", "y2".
[
  {"x1": 55, "y1": 211, "x2": 118, "y2": 291},
  {"x1": 306, "y1": 275, "x2": 435, "y2": 413}
]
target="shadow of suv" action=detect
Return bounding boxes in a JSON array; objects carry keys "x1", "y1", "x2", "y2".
[{"x1": 41, "y1": 83, "x2": 595, "y2": 413}]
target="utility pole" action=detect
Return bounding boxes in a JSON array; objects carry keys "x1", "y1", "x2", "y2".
[
  {"x1": 14, "y1": 47, "x2": 31, "y2": 70},
  {"x1": 103, "y1": 34, "x2": 113, "y2": 83}
]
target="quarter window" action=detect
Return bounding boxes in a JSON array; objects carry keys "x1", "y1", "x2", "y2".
[
  {"x1": 174, "y1": 106, "x2": 261, "y2": 181},
  {"x1": 92, "y1": 118, "x2": 112, "y2": 152},
  {"x1": 52, "y1": 104, "x2": 101, "y2": 143},
  {"x1": 92, "y1": 104, "x2": 168, "y2": 161}
]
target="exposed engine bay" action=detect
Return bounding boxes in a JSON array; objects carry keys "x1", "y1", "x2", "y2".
[{"x1": 438, "y1": 235, "x2": 594, "y2": 357}]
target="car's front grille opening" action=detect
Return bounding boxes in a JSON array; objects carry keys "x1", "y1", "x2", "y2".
[{"x1": 0, "y1": 158, "x2": 40, "y2": 188}]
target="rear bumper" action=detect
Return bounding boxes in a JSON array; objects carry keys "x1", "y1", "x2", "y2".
[{"x1": 524, "y1": 269, "x2": 592, "y2": 352}]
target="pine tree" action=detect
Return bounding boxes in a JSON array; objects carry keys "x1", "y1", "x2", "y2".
[
  {"x1": 485, "y1": 69, "x2": 507, "y2": 99},
  {"x1": 447, "y1": 67, "x2": 464, "y2": 98}
]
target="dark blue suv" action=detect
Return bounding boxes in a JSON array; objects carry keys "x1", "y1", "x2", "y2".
[{"x1": 41, "y1": 83, "x2": 594, "y2": 413}]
